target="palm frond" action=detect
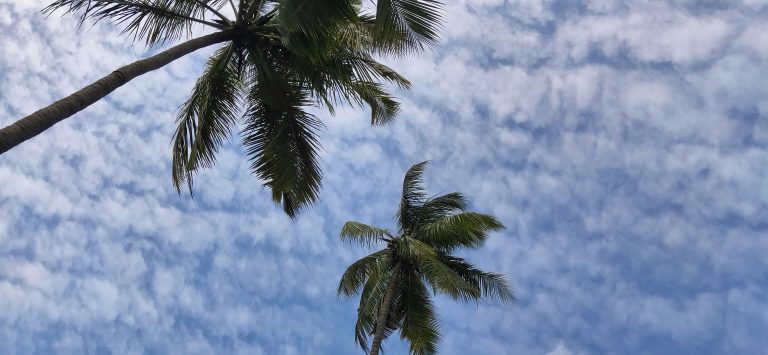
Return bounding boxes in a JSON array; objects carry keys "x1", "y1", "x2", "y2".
[
  {"x1": 351, "y1": 81, "x2": 402, "y2": 125},
  {"x1": 350, "y1": 13, "x2": 422, "y2": 57},
  {"x1": 275, "y1": 0, "x2": 357, "y2": 39},
  {"x1": 300, "y1": 53, "x2": 411, "y2": 91},
  {"x1": 374, "y1": 0, "x2": 444, "y2": 53},
  {"x1": 333, "y1": 13, "x2": 376, "y2": 52},
  {"x1": 323, "y1": 12, "x2": 423, "y2": 58},
  {"x1": 339, "y1": 249, "x2": 391, "y2": 297},
  {"x1": 341, "y1": 221, "x2": 392, "y2": 247},
  {"x1": 398, "y1": 237, "x2": 479, "y2": 301},
  {"x1": 241, "y1": 46, "x2": 323, "y2": 217},
  {"x1": 413, "y1": 192, "x2": 468, "y2": 228},
  {"x1": 438, "y1": 254, "x2": 514, "y2": 303},
  {"x1": 398, "y1": 161, "x2": 429, "y2": 231},
  {"x1": 360, "y1": 59, "x2": 412, "y2": 89},
  {"x1": 286, "y1": 48, "x2": 409, "y2": 125},
  {"x1": 355, "y1": 256, "x2": 393, "y2": 352},
  {"x1": 172, "y1": 43, "x2": 242, "y2": 193},
  {"x1": 399, "y1": 272, "x2": 440, "y2": 355},
  {"x1": 415, "y1": 212, "x2": 505, "y2": 252},
  {"x1": 44, "y1": 0, "x2": 226, "y2": 46}
]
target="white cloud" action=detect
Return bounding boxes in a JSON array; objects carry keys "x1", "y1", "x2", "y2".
[{"x1": 547, "y1": 343, "x2": 574, "y2": 355}]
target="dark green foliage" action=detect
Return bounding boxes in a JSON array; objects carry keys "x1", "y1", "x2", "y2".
[
  {"x1": 44, "y1": 0, "x2": 445, "y2": 217},
  {"x1": 339, "y1": 162, "x2": 514, "y2": 354},
  {"x1": 44, "y1": 0, "x2": 229, "y2": 45},
  {"x1": 172, "y1": 43, "x2": 242, "y2": 193},
  {"x1": 374, "y1": 0, "x2": 444, "y2": 53}
]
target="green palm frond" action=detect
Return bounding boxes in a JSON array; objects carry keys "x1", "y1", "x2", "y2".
[
  {"x1": 350, "y1": 81, "x2": 402, "y2": 125},
  {"x1": 399, "y1": 161, "x2": 429, "y2": 231},
  {"x1": 341, "y1": 221, "x2": 392, "y2": 247},
  {"x1": 413, "y1": 192, "x2": 469, "y2": 228},
  {"x1": 398, "y1": 237, "x2": 479, "y2": 301},
  {"x1": 415, "y1": 212, "x2": 505, "y2": 252},
  {"x1": 399, "y1": 272, "x2": 440, "y2": 355},
  {"x1": 276, "y1": 0, "x2": 357, "y2": 39},
  {"x1": 348, "y1": 13, "x2": 420, "y2": 57},
  {"x1": 373, "y1": 0, "x2": 444, "y2": 53},
  {"x1": 338, "y1": 249, "x2": 391, "y2": 297},
  {"x1": 326, "y1": 12, "x2": 416, "y2": 57},
  {"x1": 439, "y1": 255, "x2": 514, "y2": 303},
  {"x1": 44, "y1": 0, "x2": 227, "y2": 46},
  {"x1": 358, "y1": 59, "x2": 411, "y2": 89},
  {"x1": 172, "y1": 43, "x2": 242, "y2": 193},
  {"x1": 355, "y1": 257, "x2": 392, "y2": 352},
  {"x1": 241, "y1": 46, "x2": 322, "y2": 217},
  {"x1": 302, "y1": 53, "x2": 411, "y2": 91},
  {"x1": 286, "y1": 47, "x2": 409, "y2": 125},
  {"x1": 332, "y1": 13, "x2": 375, "y2": 51}
]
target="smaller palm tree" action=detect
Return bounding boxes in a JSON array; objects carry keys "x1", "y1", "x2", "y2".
[{"x1": 338, "y1": 161, "x2": 514, "y2": 355}]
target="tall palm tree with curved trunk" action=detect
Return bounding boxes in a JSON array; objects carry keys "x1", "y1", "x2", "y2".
[
  {"x1": 338, "y1": 162, "x2": 514, "y2": 355},
  {"x1": 0, "y1": 0, "x2": 444, "y2": 216}
]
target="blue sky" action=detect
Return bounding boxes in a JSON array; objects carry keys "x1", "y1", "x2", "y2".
[{"x1": 1, "y1": 0, "x2": 767, "y2": 354}]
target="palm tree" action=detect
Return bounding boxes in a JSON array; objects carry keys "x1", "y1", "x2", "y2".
[
  {"x1": 0, "y1": 0, "x2": 444, "y2": 216},
  {"x1": 338, "y1": 161, "x2": 514, "y2": 355}
]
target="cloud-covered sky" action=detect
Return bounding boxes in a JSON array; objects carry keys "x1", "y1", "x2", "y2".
[{"x1": 1, "y1": 0, "x2": 767, "y2": 354}]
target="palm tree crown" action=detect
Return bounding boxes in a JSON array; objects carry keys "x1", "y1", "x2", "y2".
[
  {"x1": 1, "y1": 0, "x2": 445, "y2": 216},
  {"x1": 338, "y1": 162, "x2": 514, "y2": 355}
]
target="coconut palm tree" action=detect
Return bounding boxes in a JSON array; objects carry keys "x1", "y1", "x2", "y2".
[
  {"x1": 338, "y1": 161, "x2": 514, "y2": 355},
  {"x1": 0, "y1": 0, "x2": 444, "y2": 216}
]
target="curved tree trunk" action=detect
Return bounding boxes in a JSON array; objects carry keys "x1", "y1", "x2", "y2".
[
  {"x1": 369, "y1": 261, "x2": 402, "y2": 355},
  {"x1": 0, "y1": 30, "x2": 235, "y2": 155}
]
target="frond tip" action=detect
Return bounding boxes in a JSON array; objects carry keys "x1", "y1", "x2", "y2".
[
  {"x1": 373, "y1": 0, "x2": 446, "y2": 53},
  {"x1": 399, "y1": 161, "x2": 430, "y2": 229},
  {"x1": 44, "y1": 0, "x2": 227, "y2": 46},
  {"x1": 416, "y1": 212, "x2": 505, "y2": 252},
  {"x1": 338, "y1": 250, "x2": 390, "y2": 296},
  {"x1": 341, "y1": 221, "x2": 392, "y2": 247},
  {"x1": 172, "y1": 43, "x2": 241, "y2": 194}
]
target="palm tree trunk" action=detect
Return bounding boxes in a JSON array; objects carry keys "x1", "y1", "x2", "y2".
[
  {"x1": 0, "y1": 30, "x2": 235, "y2": 155},
  {"x1": 369, "y1": 261, "x2": 401, "y2": 355}
]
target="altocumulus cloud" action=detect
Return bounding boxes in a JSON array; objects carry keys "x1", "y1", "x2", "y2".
[{"x1": 0, "y1": 0, "x2": 767, "y2": 354}]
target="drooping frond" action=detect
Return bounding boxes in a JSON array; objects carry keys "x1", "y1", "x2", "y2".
[
  {"x1": 438, "y1": 254, "x2": 514, "y2": 303},
  {"x1": 398, "y1": 237, "x2": 479, "y2": 301},
  {"x1": 413, "y1": 192, "x2": 468, "y2": 228},
  {"x1": 172, "y1": 43, "x2": 242, "y2": 193},
  {"x1": 241, "y1": 46, "x2": 323, "y2": 217},
  {"x1": 341, "y1": 221, "x2": 392, "y2": 247},
  {"x1": 44, "y1": 0, "x2": 228, "y2": 46},
  {"x1": 351, "y1": 81, "x2": 402, "y2": 125},
  {"x1": 316, "y1": 61, "x2": 406, "y2": 125},
  {"x1": 354, "y1": 256, "x2": 392, "y2": 352},
  {"x1": 398, "y1": 161, "x2": 429, "y2": 231},
  {"x1": 373, "y1": 0, "x2": 444, "y2": 53},
  {"x1": 286, "y1": 46, "x2": 409, "y2": 125},
  {"x1": 339, "y1": 249, "x2": 391, "y2": 297},
  {"x1": 294, "y1": 52, "x2": 411, "y2": 95},
  {"x1": 399, "y1": 272, "x2": 440, "y2": 355},
  {"x1": 415, "y1": 212, "x2": 505, "y2": 252}
]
